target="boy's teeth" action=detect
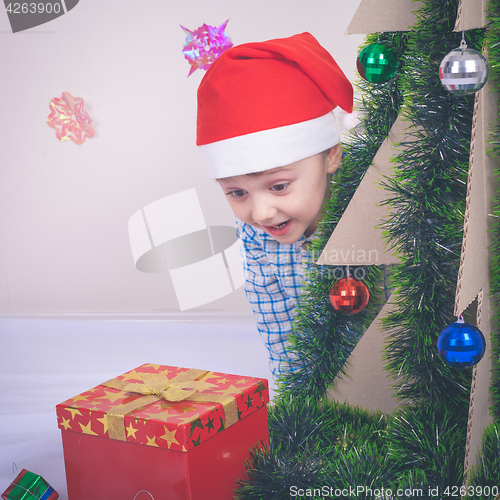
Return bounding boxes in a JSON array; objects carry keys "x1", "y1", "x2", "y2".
[{"x1": 274, "y1": 221, "x2": 288, "y2": 229}]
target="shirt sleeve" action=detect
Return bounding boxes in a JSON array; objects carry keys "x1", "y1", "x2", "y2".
[{"x1": 235, "y1": 218, "x2": 299, "y2": 377}]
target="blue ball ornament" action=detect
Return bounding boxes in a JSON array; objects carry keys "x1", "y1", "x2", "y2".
[{"x1": 437, "y1": 319, "x2": 486, "y2": 370}]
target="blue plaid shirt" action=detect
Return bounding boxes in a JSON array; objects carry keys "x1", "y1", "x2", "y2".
[{"x1": 235, "y1": 217, "x2": 318, "y2": 377}]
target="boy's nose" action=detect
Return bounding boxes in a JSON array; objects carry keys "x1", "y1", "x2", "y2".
[{"x1": 251, "y1": 197, "x2": 278, "y2": 225}]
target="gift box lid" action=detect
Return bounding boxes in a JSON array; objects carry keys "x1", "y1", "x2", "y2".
[{"x1": 56, "y1": 364, "x2": 269, "y2": 452}]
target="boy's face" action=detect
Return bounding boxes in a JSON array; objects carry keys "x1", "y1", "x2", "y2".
[{"x1": 217, "y1": 146, "x2": 342, "y2": 244}]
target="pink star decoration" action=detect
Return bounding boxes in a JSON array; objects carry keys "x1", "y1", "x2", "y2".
[
  {"x1": 181, "y1": 20, "x2": 233, "y2": 76},
  {"x1": 46, "y1": 91, "x2": 95, "y2": 145}
]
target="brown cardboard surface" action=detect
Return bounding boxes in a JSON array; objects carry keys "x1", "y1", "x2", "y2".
[
  {"x1": 327, "y1": 296, "x2": 398, "y2": 415},
  {"x1": 454, "y1": 0, "x2": 487, "y2": 31},
  {"x1": 345, "y1": 0, "x2": 422, "y2": 34},
  {"x1": 317, "y1": 117, "x2": 410, "y2": 267},
  {"x1": 455, "y1": 90, "x2": 489, "y2": 316}
]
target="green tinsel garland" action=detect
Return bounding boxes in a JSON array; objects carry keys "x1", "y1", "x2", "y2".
[{"x1": 236, "y1": 398, "x2": 390, "y2": 499}]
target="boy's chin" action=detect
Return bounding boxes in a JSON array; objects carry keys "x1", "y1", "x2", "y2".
[{"x1": 271, "y1": 234, "x2": 302, "y2": 244}]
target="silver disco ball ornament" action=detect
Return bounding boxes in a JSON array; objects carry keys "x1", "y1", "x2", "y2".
[{"x1": 439, "y1": 40, "x2": 489, "y2": 95}]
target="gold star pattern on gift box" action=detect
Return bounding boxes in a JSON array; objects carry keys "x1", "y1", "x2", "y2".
[{"x1": 56, "y1": 363, "x2": 269, "y2": 452}]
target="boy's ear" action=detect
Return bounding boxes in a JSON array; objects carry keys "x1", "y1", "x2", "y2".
[{"x1": 326, "y1": 144, "x2": 342, "y2": 174}]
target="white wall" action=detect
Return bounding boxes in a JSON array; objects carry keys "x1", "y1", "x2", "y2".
[{"x1": 0, "y1": 0, "x2": 364, "y2": 316}]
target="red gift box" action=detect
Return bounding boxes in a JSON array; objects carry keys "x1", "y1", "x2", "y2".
[{"x1": 56, "y1": 364, "x2": 269, "y2": 500}]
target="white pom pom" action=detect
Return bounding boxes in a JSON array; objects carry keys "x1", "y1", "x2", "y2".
[{"x1": 339, "y1": 109, "x2": 361, "y2": 131}]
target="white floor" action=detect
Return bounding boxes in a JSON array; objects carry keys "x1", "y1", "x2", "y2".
[{"x1": 0, "y1": 316, "x2": 274, "y2": 499}]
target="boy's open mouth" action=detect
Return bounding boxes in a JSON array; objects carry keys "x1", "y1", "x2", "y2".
[{"x1": 263, "y1": 219, "x2": 292, "y2": 236}]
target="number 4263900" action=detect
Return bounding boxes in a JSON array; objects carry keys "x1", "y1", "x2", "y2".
[{"x1": 6, "y1": 3, "x2": 62, "y2": 14}]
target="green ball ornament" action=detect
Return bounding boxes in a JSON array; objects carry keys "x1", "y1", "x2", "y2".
[{"x1": 356, "y1": 43, "x2": 399, "y2": 83}]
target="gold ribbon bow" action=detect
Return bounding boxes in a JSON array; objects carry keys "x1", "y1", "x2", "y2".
[{"x1": 101, "y1": 368, "x2": 238, "y2": 442}]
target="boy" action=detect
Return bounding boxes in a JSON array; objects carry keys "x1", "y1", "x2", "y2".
[{"x1": 196, "y1": 32, "x2": 353, "y2": 376}]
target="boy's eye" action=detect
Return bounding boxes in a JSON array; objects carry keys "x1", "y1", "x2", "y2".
[
  {"x1": 271, "y1": 183, "x2": 289, "y2": 192},
  {"x1": 227, "y1": 189, "x2": 247, "y2": 198}
]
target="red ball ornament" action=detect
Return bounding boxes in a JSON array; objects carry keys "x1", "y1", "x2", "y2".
[{"x1": 329, "y1": 277, "x2": 370, "y2": 314}]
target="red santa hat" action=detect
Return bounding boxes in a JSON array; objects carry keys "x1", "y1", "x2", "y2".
[{"x1": 196, "y1": 32, "x2": 353, "y2": 179}]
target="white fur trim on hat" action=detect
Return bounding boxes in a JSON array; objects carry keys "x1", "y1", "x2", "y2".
[{"x1": 199, "y1": 112, "x2": 339, "y2": 179}]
